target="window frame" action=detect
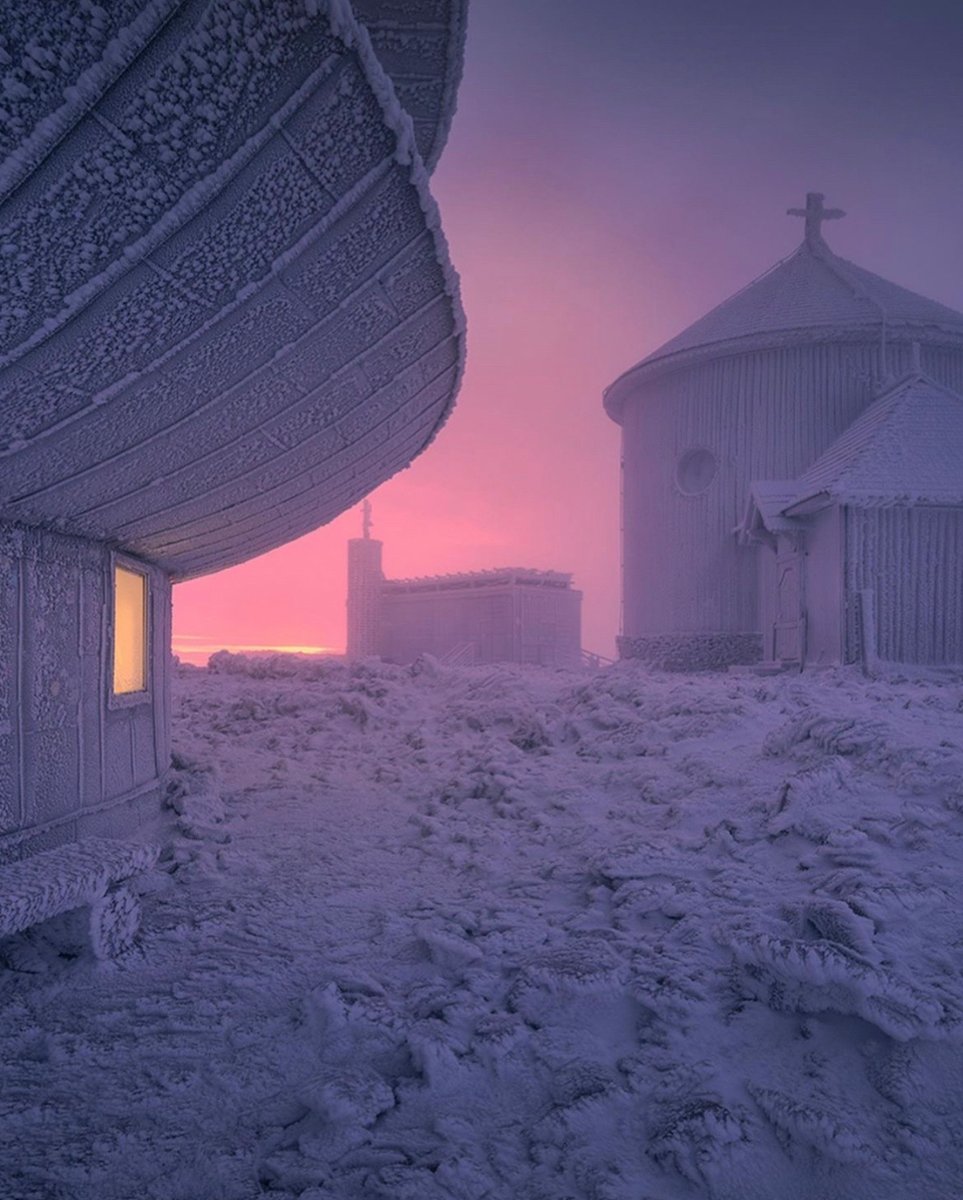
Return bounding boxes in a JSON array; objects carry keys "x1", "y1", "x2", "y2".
[
  {"x1": 674, "y1": 446, "x2": 719, "y2": 497},
  {"x1": 108, "y1": 553, "x2": 152, "y2": 708}
]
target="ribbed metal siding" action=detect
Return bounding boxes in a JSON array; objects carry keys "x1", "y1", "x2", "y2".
[
  {"x1": 846, "y1": 506, "x2": 963, "y2": 665},
  {"x1": 621, "y1": 338, "x2": 963, "y2": 639}
]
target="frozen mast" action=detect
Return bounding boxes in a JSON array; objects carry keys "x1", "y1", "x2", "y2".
[{"x1": 346, "y1": 503, "x2": 384, "y2": 660}]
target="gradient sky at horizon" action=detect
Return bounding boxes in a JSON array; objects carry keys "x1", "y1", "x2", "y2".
[{"x1": 173, "y1": 0, "x2": 963, "y2": 663}]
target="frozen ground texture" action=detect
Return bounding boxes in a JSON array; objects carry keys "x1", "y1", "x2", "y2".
[{"x1": 2, "y1": 655, "x2": 963, "y2": 1199}]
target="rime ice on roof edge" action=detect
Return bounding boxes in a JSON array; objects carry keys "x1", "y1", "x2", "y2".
[
  {"x1": 384, "y1": 567, "x2": 574, "y2": 591},
  {"x1": 0, "y1": 0, "x2": 180, "y2": 204},
  {"x1": 316, "y1": 0, "x2": 467, "y2": 502},
  {"x1": 0, "y1": 0, "x2": 467, "y2": 581},
  {"x1": 350, "y1": 0, "x2": 469, "y2": 172}
]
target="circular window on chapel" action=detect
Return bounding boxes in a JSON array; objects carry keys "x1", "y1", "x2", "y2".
[{"x1": 675, "y1": 448, "x2": 717, "y2": 495}]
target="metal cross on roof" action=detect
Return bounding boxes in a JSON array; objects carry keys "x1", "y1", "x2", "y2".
[{"x1": 787, "y1": 192, "x2": 846, "y2": 246}]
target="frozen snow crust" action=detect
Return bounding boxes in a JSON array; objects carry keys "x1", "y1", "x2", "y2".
[
  {"x1": 0, "y1": 0, "x2": 466, "y2": 579},
  {"x1": 3, "y1": 655, "x2": 963, "y2": 1198}
]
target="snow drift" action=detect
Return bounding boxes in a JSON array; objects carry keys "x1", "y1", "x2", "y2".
[{"x1": 2, "y1": 654, "x2": 962, "y2": 1199}]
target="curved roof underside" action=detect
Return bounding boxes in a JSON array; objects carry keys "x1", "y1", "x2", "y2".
[
  {"x1": 353, "y1": 0, "x2": 468, "y2": 171},
  {"x1": 605, "y1": 238, "x2": 963, "y2": 423},
  {"x1": 0, "y1": 0, "x2": 467, "y2": 580}
]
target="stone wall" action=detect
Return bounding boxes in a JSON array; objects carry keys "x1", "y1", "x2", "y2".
[{"x1": 617, "y1": 631, "x2": 762, "y2": 671}]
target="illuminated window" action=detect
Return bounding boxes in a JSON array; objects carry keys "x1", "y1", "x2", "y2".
[{"x1": 113, "y1": 564, "x2": 148, "y2": 694}]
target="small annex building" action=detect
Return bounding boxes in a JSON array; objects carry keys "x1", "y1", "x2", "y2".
[
  {"x1": 741, "y1": 373, "x2": 963, "y2": 669},
  {"x1": 605, "y1": 192, "x2": 963, "y2": 671},
  {"x1": 0, "y1": 0, "x2": 468, "y2": 867},
  {"x1": 346, "y1": 510, "x2": 583, "y2": 667}
]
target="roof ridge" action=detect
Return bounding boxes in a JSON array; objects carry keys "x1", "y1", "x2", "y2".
[
  {"x1": 826, "y1": 389, "x2": 906, "y2": 492},
  {"x1": 811, "y1": 240, "x2": 887, "y2": 311},
  {"x1": 703, "y1": 243, "x2": 805, "y2": 312},
  {"x1": 872, "y1": 369, "x2": 963, "y2": 406}
]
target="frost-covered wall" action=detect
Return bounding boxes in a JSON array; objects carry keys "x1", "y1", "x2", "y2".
[
  {"x1": 0, "y1": 524, "x2": 170, "y2": 865},
  {"x1": 0, "y1": 0, "x2": 466, "y2": 581},
  {"x1": 845, "y1": 506, "x2": 963, "y2": 666},
  {"x1": 617, "y1": 339, "x2": 963, "y2": 669},
  {"x1": 379, "y1": 573, "x2": 583, "y2": 667}
]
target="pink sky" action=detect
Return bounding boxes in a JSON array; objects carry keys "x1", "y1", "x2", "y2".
[{"x1": 173, "y1": 0, "x2": 963, "y2": 664}]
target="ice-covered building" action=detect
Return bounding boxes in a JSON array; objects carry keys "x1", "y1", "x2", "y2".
[
  {"x1": 741, "y1": 373, "x2": 963, "y2": 669},
  {"x1": 605, "y1": 193, "x2": 963, "y2": 670},
  {"x1": 346, "y1": 521, "x2": 582, "y2": 667},
  {"x1": 0, "y1": 0, "x2": 467, "y2": 865}
]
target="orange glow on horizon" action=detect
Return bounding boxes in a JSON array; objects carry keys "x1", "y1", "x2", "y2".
[{"x1": 173, "y1": 637, "x2": 339, "y2": 666}]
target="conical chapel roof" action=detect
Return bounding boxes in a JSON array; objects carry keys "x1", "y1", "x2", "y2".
[{"x1": 605, "y1": 195, "x2": 963, "y2": 423}]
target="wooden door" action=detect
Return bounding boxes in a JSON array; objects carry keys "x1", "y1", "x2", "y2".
[{"x1": 773, "y1": 546, "x2": 806, "y2": 666}]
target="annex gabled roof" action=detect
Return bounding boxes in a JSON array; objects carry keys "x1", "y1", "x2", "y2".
[
  {"x1": 787, "y1": 374, "x2": 963, "y2": 511},
  {"x1": 737, "y1": 481, "x2": 800, "y2": 543},
  {"x1": 605, "y1": 196, "x2": 963, "y2": 423},
  {"x1": 0, "y1": 1, "x2": 467, "y2": 580}
]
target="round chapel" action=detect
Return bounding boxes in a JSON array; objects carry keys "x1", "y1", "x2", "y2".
[{"x1": 605, "y1": 194, "x2": 963, "y2": 671}]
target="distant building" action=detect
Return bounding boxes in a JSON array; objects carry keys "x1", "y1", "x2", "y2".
[
  {"x1": 605, "y1": 192, "x2": 963, "y2": 670},
  {"x1": 346, "y1": 518, "x2": 582, "y2": 667}
]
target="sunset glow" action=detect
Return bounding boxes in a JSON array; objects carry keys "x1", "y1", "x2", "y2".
[
  {"x1": 172, "y1": 637, "x2": 338, "y2": 666},
  {"x1": 172, "y1": 0, "x2": 963, "y2": 663}
]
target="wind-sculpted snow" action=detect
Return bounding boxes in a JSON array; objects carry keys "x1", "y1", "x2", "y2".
[
  {"x1": 2, "y1": 658, "x2": 963, "y2": 1197},
  {"x1": 0, "y1": 0, "x2": 465, "y2": 578}
]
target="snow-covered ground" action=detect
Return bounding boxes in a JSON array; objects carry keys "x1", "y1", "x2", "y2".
[{"x1": 3, "y1": 654, "x2": 963, "y2": 1200}]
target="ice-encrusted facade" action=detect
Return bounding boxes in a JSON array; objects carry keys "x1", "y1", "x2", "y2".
[
  {"x1": 0, "y1": 0, "x2": 467, "y2": 862},
  {"x1": 742, "y1": 375, "x2": 963, "y2": 669},
  {"x1": 346, "y1": 527, "x2": 582, "y2": 668},
  {"x1": 605, "y1": 194, "x2": 963, "y2": 670}
]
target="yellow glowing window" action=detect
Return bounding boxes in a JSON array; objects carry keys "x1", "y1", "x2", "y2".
[{"x1": 113, "y1": 565, "x2": 148, "y2": 694}]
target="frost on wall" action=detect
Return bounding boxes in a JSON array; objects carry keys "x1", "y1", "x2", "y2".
[
  {"x1": 0, "y1": 525, "x2": 170, "y2": 865},
  {"x1": 0, "y1": 0, "x2": 467, "y2": 581},
  {"x1": 351, "y1": 0, "x2": 468, "y2": 169}
]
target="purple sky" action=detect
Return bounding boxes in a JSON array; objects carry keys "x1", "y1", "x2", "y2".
[{"x1": 173, "y1": 0, "x2": 963, "y2": 662}]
